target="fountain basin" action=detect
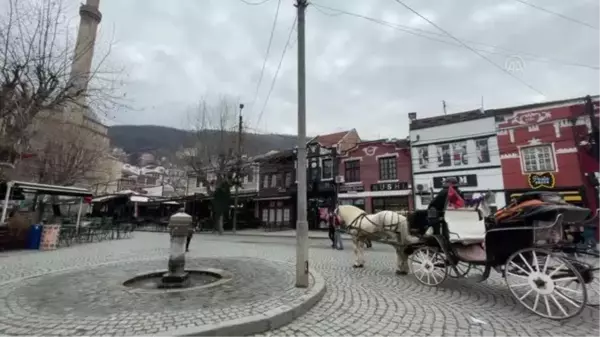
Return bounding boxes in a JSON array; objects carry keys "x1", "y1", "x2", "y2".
[{"x1": 122, "y1": 267, "x2": 233, "y2": 294}]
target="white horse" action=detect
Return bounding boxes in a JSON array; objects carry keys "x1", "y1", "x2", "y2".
[
  {"x1": 335, "y1": 205, "x2": 425, "y2": 274},
  {"x1": 335, "y1": 191, "x2": 496, "y2": 275}
]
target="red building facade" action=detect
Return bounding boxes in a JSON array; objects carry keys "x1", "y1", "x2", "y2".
[
  {"x1": 496, "y1": 97, "x2": 599, "y2": 210},
  {"x1": 336, "y1": 139, "x2": 413, "y2": 213}
]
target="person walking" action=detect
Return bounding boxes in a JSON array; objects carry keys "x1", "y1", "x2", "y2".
[
  {"x1": 186, "y1": 219, "x2": 196, "y2": 252},
  {"x1": 333, "y1": 212, "x2": 344, "y2": 250},
  {"x1": 328, "y1": 211, "x2": 336, "y2": 248}
]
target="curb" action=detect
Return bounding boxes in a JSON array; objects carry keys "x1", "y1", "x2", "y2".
[
  {"x1": 198, "y1": 232, "x2": 353, "y2": 241},
  {"x1": 168, "y1": 269, "x2": 327, "y2": 336}
]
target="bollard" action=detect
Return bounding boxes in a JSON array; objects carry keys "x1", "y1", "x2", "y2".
[{"x1": 160, "y1": 208, "x2": 192, "y2": 288}]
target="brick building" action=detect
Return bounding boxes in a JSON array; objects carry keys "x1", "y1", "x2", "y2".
[
  {"x1": 495, "y1": 95, "x2": 599, "y2": 210},
  {"x1": 337, "y1": 139, "x2": 413, "y2": 213}
]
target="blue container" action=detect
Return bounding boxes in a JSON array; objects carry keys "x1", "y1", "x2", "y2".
[{"x1": 27, "y1": 224, "x2": 43, "y2": 250}]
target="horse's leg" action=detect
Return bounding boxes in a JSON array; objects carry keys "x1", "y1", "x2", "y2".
[
  {"x1": 357, "y1": 238, "x2": 366, "y2": 266},
  {"x1": 352, "y1": 236, "x2": 365, "y2": 268},
  {"x1": 395, "y1": 246, "x2": 409, "y2": 275},
  {"x1": 352, "y1": 236, "x2": 363, "y2": 268}
]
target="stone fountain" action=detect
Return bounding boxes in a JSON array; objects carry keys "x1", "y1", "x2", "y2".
[
  {"x1": 160, "y1": 208, "x2": 191, "y2": 288},
  {"x1": 122, "y1": 209, "x2": 229, "y2": 292}
]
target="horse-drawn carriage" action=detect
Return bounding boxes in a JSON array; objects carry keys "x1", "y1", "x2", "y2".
[{"x1": 336, "y1": 186, "x2": 599, "y2": 321}]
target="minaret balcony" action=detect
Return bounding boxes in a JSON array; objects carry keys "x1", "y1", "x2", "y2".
[{"x1": 80, "y1": 4, "x2": 102, "y2": 23}]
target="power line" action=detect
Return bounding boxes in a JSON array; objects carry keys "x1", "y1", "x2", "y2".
[
  {"x1": 255, "y1": 15, "x2": 298, "y2": 128},
  {"x1": 249, "y1": 0, "x2": 282, "y2": 118},
  {"x1": 391, "y1": 0, "x2": 545, "y2": 96},
  {"x1": 310, "y1": 2, "x2": 598, "y2": 70},
  {"x1": 511, "y1": 0, "x2": 599, "y2": 31},
  {"x1": 238, "y1": 0, "x2": 273, "y2": 5}
]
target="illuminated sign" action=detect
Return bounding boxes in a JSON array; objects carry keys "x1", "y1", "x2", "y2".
[{"x1": 528, "y1": 172, "x2": 555, "y2": 189}]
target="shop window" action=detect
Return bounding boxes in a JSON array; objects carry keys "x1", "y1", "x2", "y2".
[
  {"x1": 521, "y1": 145, "x2": 554, "y2": 172},
  {"x1": 269, "y1": 209, "x2": 275, "y2": 223},
  {"x1": 270, "y1": 174, "x2": 278, "y2": 188},
  {"x1": 372, "y1": 197, "x2": 409, "y2": 213},
  {"x1": 262, "y1": 209, "x2": 268, "y2": 222},
  {"x1": 283, "y1": 208, "x2": 290, "y2": 222},
  {"x1": 475, "y1": 139, "x2": 490, "y2": 163},
  {"x1": 436, "y1": 141, "x2": 467, "y2": 167},
  {"x1": 378, "y1": 156, "x2": 397, "y2": 180},
  {"x1": 322, "y1": 159, "x2": 333, "y2": 179},
  {"x1": 417, "y1": 147, "x2": 429, "y2": 169},
  {"x1": 344, "y1": 160, "x2": 360, "y2": 182},
  {"x1": 276, "y1": 209, "x2": 283, "y2": 223}
]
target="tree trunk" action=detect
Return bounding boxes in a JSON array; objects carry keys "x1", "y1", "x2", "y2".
[{"x1": 216, "y1": 214, "x2": 224, "y2": 235}]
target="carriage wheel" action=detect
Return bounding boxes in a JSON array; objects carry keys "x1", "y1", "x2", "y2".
[
  {"x1": 559, "y1": 250, "x2": 600, "y2": 307},
  {"x1": 504, "y1": 248, "x2": 587, "y2": 320},
  {"x1": 409, "y1": 246, "x2": 448, "y2": 286},
  {"x1": 448, "y1": 261, "x2": 472, "y2": 278}
]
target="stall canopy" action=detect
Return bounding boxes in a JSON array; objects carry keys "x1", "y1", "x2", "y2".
[
  {"x1": 1, "y1": 181, "x2": 92, "y2": 198},
  {"x1": 1, "y1": 181, "x2": 93, "y2": 227}
]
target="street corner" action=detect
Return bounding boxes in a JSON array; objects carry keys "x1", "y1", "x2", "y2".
[{"x1": 0, "y1": 255, "x2": 326, "y2": 336}]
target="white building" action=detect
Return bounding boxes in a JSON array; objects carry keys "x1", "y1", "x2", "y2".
[{"x1": 408, "y1": 110, "x2": 506, "y2": 211}]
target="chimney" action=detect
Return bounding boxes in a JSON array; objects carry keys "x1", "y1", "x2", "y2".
[{"x1": 408, "y1": 112, "x2": 417, "y2": 122}]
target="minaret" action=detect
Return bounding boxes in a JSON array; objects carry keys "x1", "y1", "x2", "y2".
[{"x1": 69, "y1": 0, "x2": 102, "y2": 99}]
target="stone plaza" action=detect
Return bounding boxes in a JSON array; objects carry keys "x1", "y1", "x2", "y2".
[{"x1": 0, "y1": 232, "x2": 598, "y2": 336}]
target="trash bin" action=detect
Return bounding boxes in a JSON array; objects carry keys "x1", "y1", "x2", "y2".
[{"x1": 27, "y1": 224, "x2": 43, "y2": 250}]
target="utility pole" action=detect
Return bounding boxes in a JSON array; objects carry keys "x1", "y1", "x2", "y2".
[
  {"x1": 442, "y1": 100, "x2": 447, "y2": 115},
  {"x1": 584, "y1": 95, "x2": 600, "y2": 162},
  {"x1": 232, "y1": 103, "x2": 244, "y2": 234},
  {"x1": 295, "y1": 0, "x2": 309, "y2": 288}
]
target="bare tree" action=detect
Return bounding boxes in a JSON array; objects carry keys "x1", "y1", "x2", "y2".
[
  {"x1": 0, "y1": 0, "x2": 123, "y2": 175},
  {"x1": 187, "y1": 96, "x2": 247, "y2": 234}
]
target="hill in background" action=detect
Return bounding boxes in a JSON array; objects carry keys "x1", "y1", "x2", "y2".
[{"x1": 108, "y1": 125, "x2": 297, "y2": 164}]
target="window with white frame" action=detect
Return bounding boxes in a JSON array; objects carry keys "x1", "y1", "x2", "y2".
[
  {"x1": 378, "y1": 156, "x2": 397, "y2": 180},
  {"x1": 521, "y1": 145, "x2": 555, "y2": 172},
  {"x1": 262, "y1": 175, "x2": 269, "y2": 188}
]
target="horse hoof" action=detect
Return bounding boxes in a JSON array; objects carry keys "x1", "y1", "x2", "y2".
[
  {"x1": 395, "y1": 270, "x2": 408, "y2": 276},
  {"x1": 352, "y1": 264, "x2": 364, "y2": 269}
]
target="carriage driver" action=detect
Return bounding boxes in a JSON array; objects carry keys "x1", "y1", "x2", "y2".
[{"x1": 427, "y1": 177, "x2": 465, "y2": 235}]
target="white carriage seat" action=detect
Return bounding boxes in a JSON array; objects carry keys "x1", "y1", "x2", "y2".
[{"x1": 444, "y1": 209, "x2": 486, "y2": 245}]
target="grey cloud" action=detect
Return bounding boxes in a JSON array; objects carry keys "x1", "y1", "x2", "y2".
[{"x1": 80, "y1": 0, "x2": 598, "y2": 140}]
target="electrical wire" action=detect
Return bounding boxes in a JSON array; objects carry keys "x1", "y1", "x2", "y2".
[
  {"x1": 511, "y1": 0, "x2": 599, "y2": 31},
  {"x1": 255, "y1": 15, "x2": 298, "y2": 128},
  {"x1": 310, "y1": 2, "x2": 599, "y2": 70},
  {"x1": 391, "y1": 0, "x2": 545, "y2": 96},
  {"x1": 249, "y1": 0, "x2": 282, "y2": 118},
  {"x1": 238, "y1": 0, "x2": 273, "y2": 6}
]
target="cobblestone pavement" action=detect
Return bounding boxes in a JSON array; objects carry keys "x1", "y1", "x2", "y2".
[{"x1": 1, "y1": 233, "x2": 599, "y2": 336}]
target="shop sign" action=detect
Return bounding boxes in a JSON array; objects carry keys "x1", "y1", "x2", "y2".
[
  {"x1": 339, "y1": 184, "x2": 365, "y2": 193},
  {"x1": 432, "y1": 174, "x2": 478, "y2": 189},
  {"x1": 371, "y1": 182, "x2": 409, "y2": 192},
  {"x1": 528, "y1": 172, "x2": 555, "y2": 189}
]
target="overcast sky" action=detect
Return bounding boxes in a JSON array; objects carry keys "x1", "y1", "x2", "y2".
[{"x1": 79, "y1": 0, "x2": 598, "y2": 139}]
